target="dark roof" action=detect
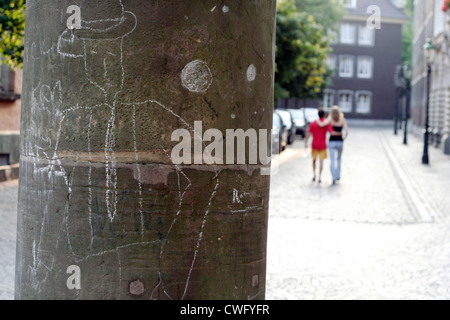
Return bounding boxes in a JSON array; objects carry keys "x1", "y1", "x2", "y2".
[{"x1": 346, "y1": 0, "x2": 408, "y2": 21}]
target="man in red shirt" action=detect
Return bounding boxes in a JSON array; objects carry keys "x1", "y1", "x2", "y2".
[{"x1": 304, "y1": 108, "x2": 333, "y2": 183}]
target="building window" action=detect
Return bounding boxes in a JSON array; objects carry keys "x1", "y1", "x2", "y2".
[
  {"x1": 328, "y1": 30, "x2": 339, "y2": 44},
  {"x1": 338, "y1": 91, "x2": 353, "y2": 113},
  {"x1": 326, "y1": 55, "x2": 337, "y2": 74},
  {"x1": 0, "y1": 63, "x2": 11, "y2": 92},
  {"x1": 323, "y1": 90, "x2": 335, "y2": 112},
  {"x1": 356, "y1": 91, "x2": 372, "y2": 114},
  {"x1": 0, "y1": 59, "x2": 19, "y2": 101},
  {"x1": 339, "y1": 55, "x2": 354, "y2": 78},
  {"x1": 340, "y1": 23, "x2": 356, "y2": 44},
  {"x1": 340, "y1": 0, "x2": 357, "y2": 9},
  {"x1": 357, "y1": 56, "x2": 373, "y2": 79},
  {"x1": 358, "y1": 25, "x2": 375, "y2": 46}
]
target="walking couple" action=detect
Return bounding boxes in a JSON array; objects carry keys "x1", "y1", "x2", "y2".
[{"x1": 304, "y1": 106, "x2": 349, "y2": 185}]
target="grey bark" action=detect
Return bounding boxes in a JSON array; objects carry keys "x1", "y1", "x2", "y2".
[{"x1": 15, "y1": 0, "x2": 276, "y2": 300}]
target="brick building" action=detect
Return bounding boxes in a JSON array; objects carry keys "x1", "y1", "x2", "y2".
[
  {"x1": 0, "y1": 63, "x2": 22, "y2": 169},
  {"x1": 279, "y1": 0, "x2": 408, "y2": 120},
  {"x1": 411, "y1": 0, "x2": 450, "y2": 155}
]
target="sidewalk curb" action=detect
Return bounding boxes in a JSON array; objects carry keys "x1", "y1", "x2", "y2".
[
  {"x1": 379, "y1": 133, "x2": 435, "y2": 223},
  {"x1": 346, "y1": 119, "x2": 393, "y2": 127},
  {"x1": 0, "y1": 164, "x2": 19, "y2": 183}
]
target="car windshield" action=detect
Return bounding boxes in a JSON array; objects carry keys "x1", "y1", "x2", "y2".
[
  {"x1": 289, "y1": 109, "x2": 303, "y2": 120},
  {"x1": 277, "y1": 111, "x2": 291, "y2": 125},
  {"x1": 304, "y1": 108, "x2": 318, "y2": 121},
  {"x1": 273, "y1": 114, "x2": 281, "y2": 130}
]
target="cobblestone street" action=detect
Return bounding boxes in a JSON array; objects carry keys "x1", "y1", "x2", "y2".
[
  {"x1": 0, "y1": 180, "x2": 18, "y2": 300},
  {"x1": 2, "y1": 125, "x2": 450, "y2": 299},
  {"x1": 267, "y1": 125, "x2": 450, "y2": 299}
]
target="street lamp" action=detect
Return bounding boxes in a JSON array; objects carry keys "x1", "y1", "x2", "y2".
[
  {"x1": 422, "y1": 38, "x2": 436, "y2": 165},
  {"x1": 403, "y1": 64, "x2": 412, "y2": 145},
  {"x1": 394, "y1": 65, "x2": 403, "y2": 136},
  {"x1": 394, "y1": 64, "x2": 412, "y2": 143}
]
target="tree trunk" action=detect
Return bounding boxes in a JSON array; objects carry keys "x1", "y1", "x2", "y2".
[{"x1": 15, "y1": 0, "x2": 276, "y2": 300}]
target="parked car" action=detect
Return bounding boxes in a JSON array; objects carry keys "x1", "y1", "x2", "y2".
[
  {"x1": 303, "y1": 107, "x2": 319, "y2": 126},
  {"x1": 288, "y1": 108, "x2": 308, "y2": 138},
  {"x1": 276, "y1": 109, "x2": 296, "y2": 145},
  {"x1": 272, "y1": 111, "x2": 288, "y2": 154}
]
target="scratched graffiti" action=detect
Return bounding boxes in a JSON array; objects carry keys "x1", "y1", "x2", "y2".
[{"x1": 20, "y1": 0, "x2": 269, "y2": 300}]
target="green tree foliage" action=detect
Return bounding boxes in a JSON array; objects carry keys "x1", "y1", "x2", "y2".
[
  {"x1": 401, "y1": 0, "x2": 414, "y2": 69},
  {"x1": 295, "y1": 0, "x2": 345, "y2": 32},
  {"x1": 0, "y1": 0, "x2": 26, "y2": 68},
  {"x1": 275, "y1": 0, "x2": 335, "y2": 103}
]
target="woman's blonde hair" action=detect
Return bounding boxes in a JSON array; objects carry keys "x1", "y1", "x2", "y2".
[{"x1": 330, "y1": 105, "x2": 344, "y2": 122}]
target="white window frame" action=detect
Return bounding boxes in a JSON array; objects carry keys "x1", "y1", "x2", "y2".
[
  {"x1": 358, "y1": 25, "x2": 375, "y2": 46},
  {"x1": 338, "y1": 90, "x2": 353, "y2": 113},
  {"x1": 326, "y1": 55, "x2": 337, "y2": 73},
  {"x1": 339, "y1": 55, "x2": 354, "y2": 78},
  {"x1": 357, "y1": 56, "x2": 374, "y2": 79},
  {"x1": 340, "y1": 23, "x2": 356, "y2": 44},
  {"x1": 328, "y1": 30, "x2": 339, "y2": 44},
  {"x1": 323, "y1": 90, "x2": 335, "y2": 112},
  {"x1": 355, "y1": 91, "x2": 372, "y2": 114}
]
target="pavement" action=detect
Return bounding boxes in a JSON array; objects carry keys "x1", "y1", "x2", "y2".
[
  {"x1": 2, "y1": 124, "x2": 450, "y2": 300},
  {"x1": 0, "y1": 180, "x2": 18, "y2": 300},
  {"x1": 267, "y1": 125, "x2": 450, "y2": 300}
]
